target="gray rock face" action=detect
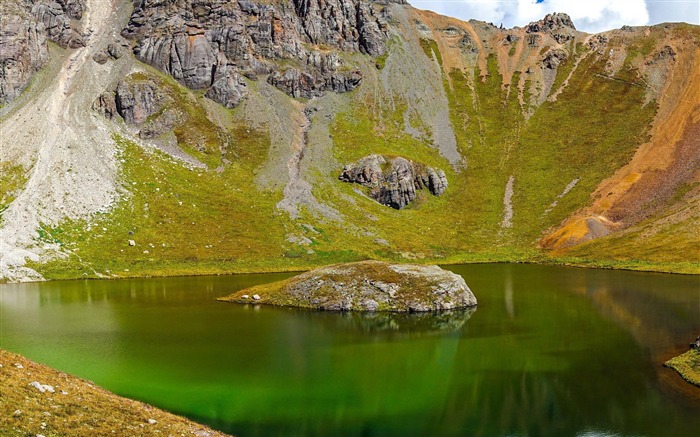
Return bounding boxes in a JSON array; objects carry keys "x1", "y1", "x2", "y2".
[
  {"x1": 222, "y1": 260, "x2": 477, "y2": 312},
  {"x1": 122, "y1": 0, "x2": 386, "y2": 99},
  {"x1": 94, "y1": 75, "x2": 178, "y2": 139},
  {"x1": 56, "y1": 0, "x2": 84, "y2": 20},
  {"x1": 30, "y1": 0, "x2": 84, "y2": 48},
  {"x1": 339, "y1": 154, "x2": 448, "y2": 209},
  {"x1": 542, "y1": 49, "x2": 568, "y2": 69},
  {"x1": 527, "y1": 13, "x2": 576, "y2": 33},
  {"x1": 205, "y1": 68, "x2": 248, "y2": 108},
  {"x1": 0, "y1": 0, "x2": 87, "y2": 103},
  {"x1": 115, "y1": 79, "x2": 164, "y2": 125},
  {"x1": 267, "y1": 52, "x2": 363, "y2": 98},
  {"x1": 0, "y1": 2, "x2": 49, "y2": 104}
]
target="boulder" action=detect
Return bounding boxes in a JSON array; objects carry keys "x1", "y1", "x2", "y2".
[
  {"x1": 205, "y1": 69, "x2": 248, "y2": 108},
  {"x1": 542, "y1": 49, "x2": 568, "y2": 69},
  {"x1": 219, "y1": 260, "x2": 477, "y2": 312},
  {"x1": 339, "y1": 154, "x2": 448, "y2": 209},
  {"x1": 114, "y1": 79, "x2": 163, "y2": 125}
]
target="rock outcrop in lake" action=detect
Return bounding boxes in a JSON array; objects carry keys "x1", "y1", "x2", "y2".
[
  {"x1": 219, "y1": 261, "x2": 476, "y2": 312},
  {"x1": 339, "y1": 155, "x2": 448, "y2": 209},
  {"x1": 664, "y1": 336, "x2": 700, "y2": 388}
]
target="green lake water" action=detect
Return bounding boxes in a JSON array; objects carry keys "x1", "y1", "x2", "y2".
[{"x1": 1, "y1": 264, "x2": 699, "y2": 436}]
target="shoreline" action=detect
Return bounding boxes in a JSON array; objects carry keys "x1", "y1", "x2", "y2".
[{"x1": 5, "y1": 256, "x2": 698, "y2": 284}]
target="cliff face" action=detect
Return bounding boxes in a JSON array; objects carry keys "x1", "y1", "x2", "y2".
[
  {"x1": 122, "y1": 0, "x2": 387, "y2": 101},
  {"x1": 0, "y1": 1, "x2": 48, "y2": 104},
  {"x1": 0, "y1": 0, "x2": 698, "y2": 281},
  {"x1": 0, "y1": 0, "x2": 86, "y2": 104}
]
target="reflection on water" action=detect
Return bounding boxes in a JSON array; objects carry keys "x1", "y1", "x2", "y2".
[
  {"x1": 308, "y1": 307, "x2": 476, "y2": 335},
  {"x1": 1, "y1": 264, "x2": 699, "y2": 436}
]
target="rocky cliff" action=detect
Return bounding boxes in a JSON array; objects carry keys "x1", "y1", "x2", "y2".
[
  {"x1": 339, "y1": 155, "x2": 447, "y2": 209},
  {"x1": 0, "y1": 0, "x2": 87, "y2": 104},
  {"x1": 121, "y1": 0, "x2": 386, "y2": 103}
]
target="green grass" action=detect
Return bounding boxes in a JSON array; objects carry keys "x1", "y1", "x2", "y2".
[
  {"x1": 0, "y1": 162, "x2": 26, "y2": 219},
  {"x1": 419, "y1": 38, "x2": 443, "y2": 67},
  {"x1": 31, "y1": 130, "x2": 294, "y2": 279}
]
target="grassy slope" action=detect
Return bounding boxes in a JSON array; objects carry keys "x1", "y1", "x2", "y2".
[
  {"x1": 0, "y1": 349, "x2": 228, "y2": 436},
  {"x1": 22, "y1": 23, "x2": 698, "y2": 279}
]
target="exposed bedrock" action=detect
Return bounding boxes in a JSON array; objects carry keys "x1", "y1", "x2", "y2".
[
  {"x1": 93, "y1": 76, "x2": 177, "y2": 138},
  {"x1": 220, "y1": 260, "x2": 477, "y2": 312},
  {"x1": 0, "y1": 3, "x2": 49, "y2": 104},
  {"x1": 30, "y1": 0, "x2": 85, "y2": 48},
  {"x1": 0, "y1": 0, "x2": 88, "y2": 104},
  {"x1": 121, "y1": 0, "x2": 386, "y2": 100},
  {"x1": 339, "y1": 154, "x2": 448, "y2": 209}
]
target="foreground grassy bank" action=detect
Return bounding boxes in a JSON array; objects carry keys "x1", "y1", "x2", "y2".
[{"x1": 0, "y1": 349, "x2": 228, "y2": 437}]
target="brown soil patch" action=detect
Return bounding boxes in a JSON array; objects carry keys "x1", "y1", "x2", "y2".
[
  {"x1": 412, "y1": 8, "x2": 486, "y2": 77},
  {"x1": 541, "y1": 216, "x2": 615, "y2": 249}
]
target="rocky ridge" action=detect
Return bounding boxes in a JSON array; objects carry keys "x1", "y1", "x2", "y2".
[
  {"x1": 339, "y1": 154, "x2": 448, "y2": 209},
  {"x1": 0, "y1": 0, "x2": 88, "y2": 104},
  {"x1": 121, "y1": 0, "x2": 387, "y2": 104},
  {"x1": 220, "y1": 260, "x2": 477, "y2": 312}
]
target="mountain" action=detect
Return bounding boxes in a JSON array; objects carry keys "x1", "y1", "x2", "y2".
[{"x1": 0, "y1": 0, "x2": 698, "y2": 281}]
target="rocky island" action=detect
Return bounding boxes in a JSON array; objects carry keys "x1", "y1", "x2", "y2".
[
  {"x1": 219, "y1": 261, "x2": 477, "y2": 312},
  {"x1": 664, "y1": 336, "x2": 700, "y2": 388}
]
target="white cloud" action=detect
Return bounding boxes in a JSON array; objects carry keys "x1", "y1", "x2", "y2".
[{"x1": 412, "y1": 0, "x2": 653, "y2": 33}]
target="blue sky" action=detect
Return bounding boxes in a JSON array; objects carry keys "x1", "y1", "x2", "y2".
[{"x1": 410, "y1": 0, "x2": 700, "y2": 33}]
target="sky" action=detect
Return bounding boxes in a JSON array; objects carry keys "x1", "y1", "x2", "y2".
[{"x1": 409, "y1": 0, "x2": 700, "y2": 33}]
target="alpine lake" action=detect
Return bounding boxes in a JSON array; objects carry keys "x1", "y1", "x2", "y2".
[{"x1": 1, "y1": 264, "x2": 699, "y2": 436}]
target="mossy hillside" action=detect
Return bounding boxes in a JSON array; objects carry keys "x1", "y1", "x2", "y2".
[
  {"x1": 24, "y1": 26, "x2": 685, "y2": 279},
  {"x1": 261, "y1": 34, "x2": 660, "y2": 266},
  {"x1": 0, "y1": 163, "x2": 27, "y2": 218},
  {"x1": 31, "y1": 130, "x2": 296, "y2": 279},
  {"x1": 510, "y1": 55, "x2": 657, "y2": 244},
  {"x1": 554, "y1": 207, "x2": 700, "y2": 274}
]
